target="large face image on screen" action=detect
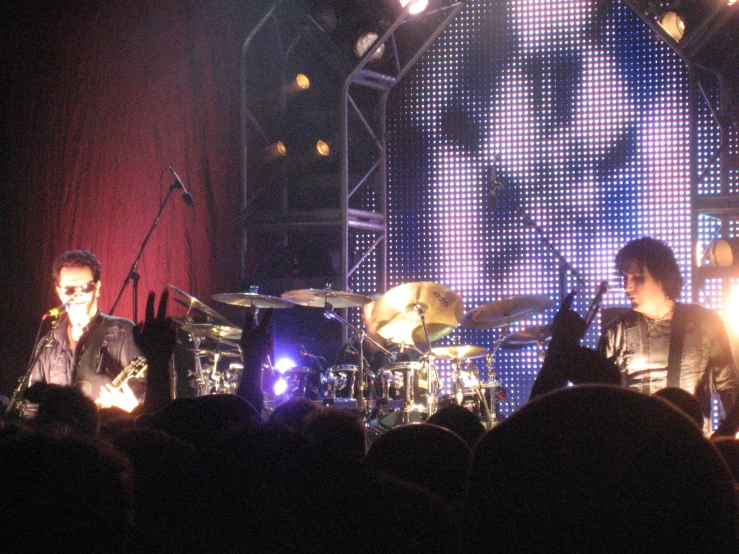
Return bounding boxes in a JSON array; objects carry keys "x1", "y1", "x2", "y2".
[{"x1": 387, "y1": 0, "x2": 692, "y2": 417}]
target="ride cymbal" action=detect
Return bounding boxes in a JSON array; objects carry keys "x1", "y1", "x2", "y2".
[
  {"x1": 370, "y1": 281, "x2": 464, "y2": 345},
  {"x1": 281, "y1": 289, "x2": 373, "y2": 308},
  {"x1": 431, "y1": 345, "x2": 489, "y2": 360},
  {"x1": 212, "y1": 292, "x2": 295, "y2": 309},
  {"x1": 460, "y1": 295, "x2": 552, "y2": 329}
]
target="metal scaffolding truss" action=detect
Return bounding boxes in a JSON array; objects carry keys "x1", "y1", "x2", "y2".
[
  {"x1": 621, "y1": 0, "x2": 739, "y2": 300},
  {"x1": 240, "y1": 0, "x2": 465, "y2": 310}
]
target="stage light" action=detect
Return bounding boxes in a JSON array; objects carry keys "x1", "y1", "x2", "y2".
[
  {"x1": 316, "y1": 139, "x2": 331, "y2": 156},
  {"x1": 706, "y1": 238, "x2": 739, "y2": 267},
  {"x1": 262, "y1": 141, "x2": 287, "y2": 162},
  {"x1": 658, "y1": 11, "x2": 685, "y2": 42},
  {"x1": 355, "y1": 31, "x2": 385, "y2": 61},
  {"x1": 400, "y1": 0, "x2": 428, "y2": 15},
  {"x1": 273, "y1": 377, "x2": 288, "y2": 396},
  {"x1": 724, "y1": 287, "x2": 739, "y2": 334},
  {"x1": 275, "y1": 357, "x2": 298, "y2": 373},
  {"x1": 284, "y1": 73, "x2": 311, "y2": 96}
]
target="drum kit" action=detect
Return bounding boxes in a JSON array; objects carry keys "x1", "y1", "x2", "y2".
[{"x1": 167, "y1": 281, "x2": 554, "y2": 429}]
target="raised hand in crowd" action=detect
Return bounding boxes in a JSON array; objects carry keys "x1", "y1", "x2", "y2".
[
  {"x1": 236, "y1": 307, "x2": 274, "y2": 414},
  {"x1": 134, "y1": 290, "x2": 176, "y2": 415},
  {"x1": 530, "y1": 292, "x2": 619, "y2": 400}
]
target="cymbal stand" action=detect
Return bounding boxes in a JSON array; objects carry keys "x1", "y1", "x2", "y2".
[
  {"x1": 324, "y1": 306, "x2": 392, "y2": 415},
  {"x1": 476, "y1": 330, "x2": 510, "y2": 429},
  {"x1": 412, "y1": 304, "x2": 437, "y2": 419}
]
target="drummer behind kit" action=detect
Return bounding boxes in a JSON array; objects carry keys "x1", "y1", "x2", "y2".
[{"x1": 166, "y1": 281, "x2": 608, "y2": 431}]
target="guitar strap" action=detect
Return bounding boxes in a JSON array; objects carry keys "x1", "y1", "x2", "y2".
[
  {"x1": 666, "y1": 303, "x2": 686, "y2": 388},
  {"x1": 74, "y1": 313, "x2": 108, "y2": 397}
]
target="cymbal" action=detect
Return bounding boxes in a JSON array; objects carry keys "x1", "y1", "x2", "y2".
[
  {"x1": 280, "y1": 289, "x2": 373, "y2": 308},
  {"x1": 179, "y1": 323, "x2": 242, "y2": 341},
  {"x1": 167, "y1": 284, "x2": 233, "y2": 325},
  {"x1": 188, "y1": 348, "x2": 242, "y2": 358},
  {"x1": 431, "y1": 345, "x2": 489, "y2": 360},
  {"x1": 460, "y1": 295, "x2": 552, "y2": 330},
  {"x1": 500, "y1": 324, "x2": 552, "y2": 350},
  {"x1": 370, "y1": 282, "x2": 464, "y2": 344},
  {"x1": 212, "y1": 292, "x2": 295, "y2": 309}
]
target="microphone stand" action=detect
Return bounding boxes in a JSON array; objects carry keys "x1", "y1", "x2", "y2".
[
  {"x1": 513, "y1": 204, "x2": 585, "y2": 301},
  {"x1": 110, "y1": 181, "x2": 183, "y2": 320}
]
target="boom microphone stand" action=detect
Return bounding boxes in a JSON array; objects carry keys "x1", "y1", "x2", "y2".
[{"x1": 110, "y1": 177, "x2": 186, "y2": 321}]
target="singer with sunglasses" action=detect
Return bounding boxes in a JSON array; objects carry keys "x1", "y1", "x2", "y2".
[{"x1": 28, "y1": 250, "x2": 143, "y2": 408}]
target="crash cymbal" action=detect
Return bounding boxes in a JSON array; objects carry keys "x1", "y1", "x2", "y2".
[
  {"x1": 167, "y1": 284, "x2": 233, "y2": 325},
  {"x1": 281, "y1": 289, "x2": 373, "y2": 308},
  {"x1": 212, "y1": 292, "x2": 296, "y2": 309},
  {"x1": 500, "y1": 324, "x2": 553, "y2": 350},
  {"x1": 188, "y1": 348, "x2": 242, "y2": 358},
  {"x1": 431, "y1": 345, "x2": 489, "y2": 360},
  {"x1": 460, "y1": 295, "x2": 552, "y2": 330},
  {"x1": 370, "y1": 282, "x2": 464, "y2": 345},
  {"x1": 179, "y1": 323, "x2": 242, "y2": 341}
]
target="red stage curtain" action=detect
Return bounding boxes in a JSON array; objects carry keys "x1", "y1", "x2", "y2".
[{"x1": 1, "y1": 0, "x2": 270, "y2": 394}]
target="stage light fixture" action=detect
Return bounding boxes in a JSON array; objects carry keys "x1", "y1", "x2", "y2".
[
  {"x1": 316, "y1": 139, "x2": 331, "y2": 157},
  {"x1": 355, "y1": 31, "x2": 385, "y2": 61},
  {"x1": 658, "y1": 11, "x2": 685, "y2": 42},
  {"x1": 284, "y1": 73, "x2": 311, "y2": 96},
  {"x1": 724, "y1": 287, "x2": 739, "y2": 335},
  {"x1": 400, "y1": 0, "x2": 429, "y2": 15},
  {"x1": 706, "y1": 238, "x2": 739, "y2": 267},
  {"x1": 262, "y1": 141, "x2": 287, "y2": 162}
]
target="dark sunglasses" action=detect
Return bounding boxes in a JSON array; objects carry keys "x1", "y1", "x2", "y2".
[{"x1": 59, "y1": 281, "x2": 97, "y2": 296}]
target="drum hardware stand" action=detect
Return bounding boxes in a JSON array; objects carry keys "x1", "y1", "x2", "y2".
[
  {"x1": 476, "y1": 331, "x2": 511, "y2": 430},
  {"x1": 110, "y1": 173, "x2": 187, "y2": 320},
  {"x1": 324, "y1": 306, "x2": 392, "y2": 416},
  {"x1": 407, "y1": 303, "x2": 436, "y2": 423},
  {"x1": 6, "y1": 317, "x2": 58, "y2": 419}
]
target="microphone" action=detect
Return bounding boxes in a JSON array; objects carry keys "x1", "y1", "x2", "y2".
[
  {"x1": 168, "y1": 166, "x2": 195, "y2": 207},
  {"x1": 42, "y1": 301, "x2": 70, "y2": 320}
]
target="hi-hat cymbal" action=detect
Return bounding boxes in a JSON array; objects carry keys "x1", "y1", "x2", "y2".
[
  {"x1": 431, "y1": 345, "x2": 489, "y2": 360},
  {"x1": 460, "y1": 295, "x2": 552, "y2": 330},
  {"x1": 370, "y1": 282, "x2": 464, "y2": 345},
  {"x1": 500, "y1": 324, "x2": 553, "y2": 350},
  {"x1": 281, "y1": 289, "x2": 373, "y2": 308},
  {"x1": 212, "y1": 292, "x2": 296, "y2": 309},
  {"x1": 167, "y1": 284, "x2": 233, "y2": 325},
  {"x1": 179, "y1": 323, "x2": 242, "y2": 341}
]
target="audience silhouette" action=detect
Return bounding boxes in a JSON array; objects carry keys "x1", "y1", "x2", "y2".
[{"x1": 4, "y1": 291, "x2": 739, "y2": 552}]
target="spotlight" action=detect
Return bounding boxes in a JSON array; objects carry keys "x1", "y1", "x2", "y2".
[
  {"x1": 262, "y1": 141, "x2": 287, "y2": 162},
  {"x1": 355, "y1": 31, "x2": 385, "y2": 61},
  {"x1": 284, "y1": 73, "x2": 311, "y2": 96},
  {"x1": 658, "y1": 11, "x2": 686, "y2": 42},
  {"x1": 275, "y1": 357, "x2": 298, "y2": 373},
  {"x1": 399, "y1": 0, "x2": 428, "y2": 15},
  {"x1": 724, "y1": 287, "x2": 739, "y2": 335},
  {"x1": 316, "y1": 140, "x2": 331, "y2": 157},
  {"x1": 706, "y1": 238, "x2": 739, "y2": 267},
  {"x1": 273, "y1": 377, "x2": 288, "y2": 396}
]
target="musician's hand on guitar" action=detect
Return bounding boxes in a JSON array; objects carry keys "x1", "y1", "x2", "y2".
[
  {"x1": 96, "y1": 380, "x2": 139, "y2": 413},
  {"x1": 134, "y1": 290, "x2": 177, "y2": 365}
]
